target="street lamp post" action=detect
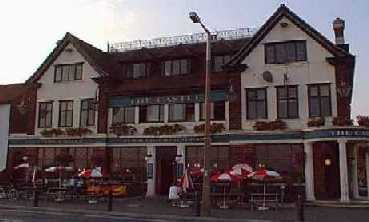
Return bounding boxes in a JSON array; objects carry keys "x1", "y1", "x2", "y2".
[{"x1": 189, "y1": 11, "x2": 212, "y2": 216}]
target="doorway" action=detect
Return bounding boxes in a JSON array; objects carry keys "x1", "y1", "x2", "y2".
[
  {"x1": 313, "y1": 142, "x2": 341, "y2": 200},
  {"x1": 155, "y1": 147, "x2": 177, "y2": 195}
]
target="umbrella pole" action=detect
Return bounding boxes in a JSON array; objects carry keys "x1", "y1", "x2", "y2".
[{"x1": 263, "y1": 182, "x2": 266, "y2": 209}]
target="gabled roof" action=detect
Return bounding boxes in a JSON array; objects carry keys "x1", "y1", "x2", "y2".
[
  {"x1": 26, "y1": 32, "x2": 119, "y2": 83},
  {"x1": 0, "y1": 83, "x2": 28, "y2": 104},
  {"x1": 228, "y1": 4, "x2": 353, "y2": 67}
]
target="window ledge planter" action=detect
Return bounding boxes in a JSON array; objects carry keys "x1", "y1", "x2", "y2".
[
  {"x1": 193, "y1": 123, "x2": 225, "y2": 134},
  {"x1": 357, "y1": 116, "x2": 369, "y2": 128},
  {"x1": 253, "y1": 119, "x2": 287, "y2": 131},
  {"x1": 332, "y1": 116, "x2": 353, "y2": 127},
  {"x1": 307, "y1": 117, "x2": 325, "y2": 127},
  {"x1": 40, "y1": 128, "x2": 93, "y2": 137},
  {"x1": 143, "y1": 124, "x2": 185, "y2": 136},
  {"x1": 109, "y1": 123, "x2": 137, "y2": 136}
]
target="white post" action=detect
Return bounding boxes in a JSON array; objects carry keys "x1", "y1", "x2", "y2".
[
  {"x1": 304, "y1": 141, "x2": 315, "y2": 201},
  {"x1": 365, "y1": 150, "x2": 369, "y2": 200},
  {"x1": 145, "y1": 146, "x2": 156, "y2": 197},
  {"x1": 351, "y1": 145, "x2": 360, "y2": 199},
  {"x1": 338, "y1": 139, "x2": 349, "y2": 202}
]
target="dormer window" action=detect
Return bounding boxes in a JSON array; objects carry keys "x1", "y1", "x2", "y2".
[
  {"x1": 54, "y1": 63, "x2": 83, "y2": 82},
  {"x1": 265, "y1": 40, "x2": 307, "y2": 64},
  {"x1": 212, "y1": 55, "x2": 231, "y2": 72},
  {"x1": 126, "y1": 63, "x2": 149, "y2": 79},
  {"x1": 162, "y1": 59, "x2": 190, "y2": 76}
]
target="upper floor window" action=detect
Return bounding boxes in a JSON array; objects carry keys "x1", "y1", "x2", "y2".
[
  {"x1": 112, "y1": 107, "x2": 135, "y2": 124},
  {"x1": 59, "y1": 100, "x2": 73, "y2": 127},
  {"x1": 162, "y1": 59, "x2": 190, "y2": 76},
  {"x1": 139, "y1": 104, "x2": 165, "y2": 123},
  {"x1": 169, "y1": 103, "x2": 194, "y2": 122},
  {"x1": 212, "y1": 55, "x2": 231, "y2": 72},
  {"x1": 126, "y1": 63, "x2": 149, "y2": 79},
  {"x1": 265, "y1": 40, "x2": 307, "y2": 64},
  {"x1": 308, "y1": 84, "x2": 332, "y2": 117},
  {"x1": 277, "y1": 86, "x2": 299, "y2": 119},
  {"x1": 80, "y1": 99, "x2": 96, "y2": 127},
  {"x1": 246, "y1": 88, "x2": 267, "y2": 119},
  {"x1": 38, "y1": 102, "x2": 53, "y2": 128},
  {"x1": 200, "y1": 101, "x2": 225, "y2": 120},
  {"x1": 54, "y1": 63, "x2": 83, "y2": 82}
]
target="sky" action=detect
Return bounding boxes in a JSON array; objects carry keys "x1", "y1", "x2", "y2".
[{"x1": 0, "y1": 0, "x2": 368, "y2": 117}]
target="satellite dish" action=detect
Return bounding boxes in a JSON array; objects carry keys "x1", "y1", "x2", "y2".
[{"x1": 262, "y1": 71, "x2": 273, "y2": 83}]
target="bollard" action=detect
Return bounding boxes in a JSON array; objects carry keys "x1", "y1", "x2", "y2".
[
  {"x1": 33, "y1": 189, "x2": 39, "y2": 207},
  {"x1": 195, "y1": 191, "x2": 201, "y2": 217},
  {"x1": 296, "y1": 194, "x2": 304, "y2": 222},
  {"x1": 108, "y1": 189, "x2": 113, "y2": 212}
]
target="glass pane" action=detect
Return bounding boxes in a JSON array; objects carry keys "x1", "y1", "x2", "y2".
[
  {"x1": 180, "y1": 59, "x2": 188, "y2": 74},
  {"x1": 164, "y1": 61, "x2": 171, "y2": 76},
  {"x1": 66, "y1": 111, "x2": 73, "y2": 126},
  {"x1": 278, "y1": 100, "x2": 288, "y2": 118},
  {"x1": 62, "y1": 66, "x2": 70, "y2": 81},
  {"x1": 169, "y1": 104, "x2": 185, "y2": 121},
  {"x1": 286, "y1": 42, "x2": 296, "y2": 62},
  {"x1": 88, "y1": 110, "x2": 95, "y2": 125},
  {"x1": 257, "y1": 101, "x2": 266, "y2": 118},
  {"x1": 296, "y1": 41, "x2": 307, "y2": 61},
  {"x1": 186, "y1": 103, "x2": 195, "y2": 121},
  {"x1": 75, "y1": 64, "x2": 83, "y2": 80},
  {"x1": 80, "y1": 110, "x2": 88, "y2": 127},
  {"x1": 265, "y1": 45, "x2": 275, "y2": 64},
  {"x1": 67, "y1": 101, "x2": 73, "y2": 110},
  {"x1": 288, "y1": 100, "x2": 298, "y2": 118},
  {"x1": 278, "y1": 87, "x2": 287, "y2": 99},
  {"x1": 248, "y1": 101, "x2": 257, "y2": 119},
  {"x1": 310, "y1": 98, "x2": 320, "y2": 117},
  {"x1": 213, "y1": 101, "x2": 225, "y2": 120},
  {"x1": 60, "y1": 112, "x2": 66, "y2": 126},
  {"x1": 112, "y1": 108, "x2": 124, "y2": 124},
  {"x1": 257, "y1": 89, "x2": 266, "y2": 100},
  {"x1": 214, "y1": 56, "x2": 223, "y2": 72},
  {"x1": 125, "y1": 107, "x2": 135, "y2": 123},
  {"x1": 55, "y1": 67, "x2": 62, "y2": 82},
  {"x1": 288, "y1": 87, "x2": 297, "y2": 98},
  {"x1": 147, "y1": 105, "x2": 159, "y2": 122},
  {"x1": 247, "y1": 90, "x2": 255, "y2": 99},
  {"x1": 309, "y1": 86, "x2": 318, "y2": 97},
  {"x1": 321, "y1": 97, "x2": 331, "y2": 116},
  {"x1": 172, "y1": 60, "x2": 180, "y2": 75},
  {"x1": 275, "y1": 43, "x2": 287, "y2": 64},
  {"x1": 320, "y1": 85, "x2": 330, "y2": 97}
]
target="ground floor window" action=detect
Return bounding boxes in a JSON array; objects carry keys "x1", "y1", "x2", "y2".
[
  {"x1": 186, "y1": 146, "x2": 230, "y2": 171},
  {"x1": 111, "y1": 147, "x2": 147, "y2": 182}
]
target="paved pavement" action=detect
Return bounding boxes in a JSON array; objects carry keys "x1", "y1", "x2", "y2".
[{"x1": 0, "y1": 197, "x2": 369, "y2": 222}]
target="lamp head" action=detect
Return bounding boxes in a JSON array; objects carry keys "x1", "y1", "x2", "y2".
[{"x1": 189, "y1": 12, "x2": 201, "y2": 23}]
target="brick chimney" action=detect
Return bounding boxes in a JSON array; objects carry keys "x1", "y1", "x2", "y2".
[{"x1": 333, "y1": 18, "x2": 349, "y2": 52}]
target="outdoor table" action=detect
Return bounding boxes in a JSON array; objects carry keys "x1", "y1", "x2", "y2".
[{"x1": 47, "y1": 187, "x2": 68, "y2": 202}]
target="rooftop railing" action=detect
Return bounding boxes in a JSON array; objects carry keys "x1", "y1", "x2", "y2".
[{"x1": 108, "y1": 27, "x2": 256, "y2": 52}]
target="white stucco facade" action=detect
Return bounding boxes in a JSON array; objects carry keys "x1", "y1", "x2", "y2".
[
  {"x1": 35, "y1": 43, "x2": 100, "y2": 135},
  {"x1": 0, "y1": 104, "x2": 10, "y2": 171},
  {"x1": 240, "y1": 16, "x2": 337, "y2": 130}
]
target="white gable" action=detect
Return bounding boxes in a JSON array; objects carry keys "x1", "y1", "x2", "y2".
[{"x1": 240, "y1": 16, "x2": 337, "y2": 130}]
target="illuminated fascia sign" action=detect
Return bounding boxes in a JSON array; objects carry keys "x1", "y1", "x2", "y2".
[{"x1": 109, "y1": 90, "x2": 226, "y2": 107}]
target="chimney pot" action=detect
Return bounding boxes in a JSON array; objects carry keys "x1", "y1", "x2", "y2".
[{"x1": 333, "y1": 17, "x2": 345, "y2": 45}]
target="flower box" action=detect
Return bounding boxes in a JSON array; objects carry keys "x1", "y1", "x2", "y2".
[
  {"x1": 332, "y1": 116, "x2": 353, "y2": 126},
  {"x1": 307, "y1": 117, "x2": 325, "y2": 127},
  {"x1": 253, "y1": 119, "x2": 287, "y2": 131},
  {"x1": 109, "y1": 123, "x2": 137, "y2": 136},
  {"x1": 143, "y1": 124, "x2": 185, "y2": 135},
  {"x1": 357, "y1": 116, "x2": 369, "y2": 127},
  {"x1": 193, "y1": 123, "x2": 225, "y2": 134}
]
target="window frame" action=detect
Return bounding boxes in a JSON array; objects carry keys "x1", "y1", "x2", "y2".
[
  {"x1": 265, "y1": 40, "x2": 307, "y2": 64},
  {"x1": 200, "y1": 101, "x2": 225, "y2": 121},
  {"x1": 212, "y1": 55, "x2": 231, "y2": 73},
  {"x1": 58, "y1": 100, "x2": 74, "y2": 127},
  {"x1": 140, "y1": 104, "x2": 165, "y2": 123},
  {"x1": 126, "y1": 63, "x2": 149, "y2": 79},
  {"x1": 308, "y1": 84, "x2": 332, "y2": 118},
  {"x1": 168, "y1": 103, "x2": 194, "y2": 122},
  {"x1": 246, "y1": 88, "x2": 268, "y2": 120},
  {"x1": 54, "y1": 62, "x2": 83, "y2": 82},
  {"x1": 38, "y1": 102, "x2": 53, "y2": 128},
  {"x1": 161, "y1": 59, "x2": 191, "y2": 76},
  {"x1": 276, "y1": 85, "x2": 299, "y2": 119},
  {"x1": 80, "y1": 99, "x2": 96, "y2": 127},
  {"x1": 112, "y1": 107, "x2": 136, "y2": 124}
]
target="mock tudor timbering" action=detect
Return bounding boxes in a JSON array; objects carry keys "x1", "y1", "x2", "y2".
[{"x1": 1, "y1": 4, "x2": 368, "y2": 201}]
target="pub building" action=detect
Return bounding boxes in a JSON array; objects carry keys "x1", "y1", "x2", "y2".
[{"x1": 1, "y1": 5, "x2": 368, "y2": 202}]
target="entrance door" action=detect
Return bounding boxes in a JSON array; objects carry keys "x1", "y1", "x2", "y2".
[
  {"x1": 313, "y1": 142, "x2": 341, "y2": 200},
  {"x1": 155, "y1": 147, "x2": 176, "y2": 195}
]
